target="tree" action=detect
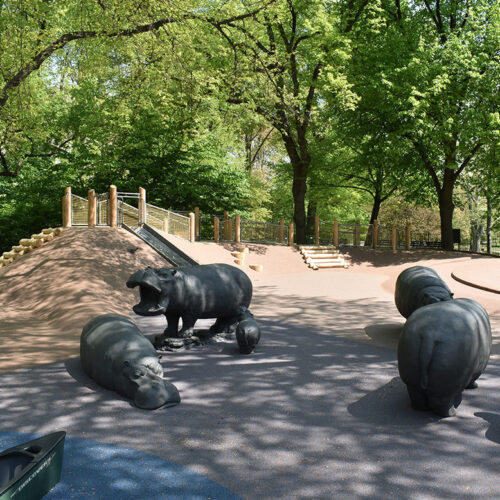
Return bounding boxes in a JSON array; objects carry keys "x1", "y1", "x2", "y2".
[
  {"x1": 367, "y1": 0, "x2": 500, "y2": 249},
  {"x1": 215, "y1": 0, "x2": 369, "y2": 243},
  {"x1": 0, "y1": 0, "x2": 269, "y2": 176}
]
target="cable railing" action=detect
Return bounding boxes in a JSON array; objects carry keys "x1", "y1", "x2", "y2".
[
  {"x1": 146, "y1": 203, "x2": 191, "y2": 240},
  {"x1": 240, "y1": 220, "x2": 287, "y2": 245},
  {"x1": 68, "y1": 188, "x2": 500, "y2": 256},
  {"x1": 71, "y1": 195, "x2": 88, "y2": 226}
]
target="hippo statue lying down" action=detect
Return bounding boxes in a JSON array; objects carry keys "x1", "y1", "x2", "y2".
[
  {"x1": 395, "y1": 265, "x2": 453, "y2": 319},
  {"x1": 80, "y1": 314, "x2": 181, "y2": 410},
  {"x1": 127, "y1": 264, "x2": 253, "y2": 344},
  {"x1": 398, "y1": 298, "x2": 491, "y2": 417}
]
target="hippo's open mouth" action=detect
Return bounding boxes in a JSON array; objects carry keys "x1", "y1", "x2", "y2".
[{"x1": 127, "y1": 270, "x2": 166, "y2": 316}]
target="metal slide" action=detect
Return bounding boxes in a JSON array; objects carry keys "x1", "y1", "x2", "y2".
[{"x1": 125, "y1": 223, "x2": 198, "y2": 268}]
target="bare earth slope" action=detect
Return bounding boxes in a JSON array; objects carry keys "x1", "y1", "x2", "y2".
[{"x1": 0, "y1": 227, "x2": 169, "y2": 372}]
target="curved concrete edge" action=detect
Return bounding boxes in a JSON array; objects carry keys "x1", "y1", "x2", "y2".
[{"x1": 451, "y1": 272, "x2": 500, "y2": 295}]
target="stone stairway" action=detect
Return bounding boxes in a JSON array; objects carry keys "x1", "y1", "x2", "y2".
[{"x1": 299, "y1": 245, "x2": 349, "y2": 270}]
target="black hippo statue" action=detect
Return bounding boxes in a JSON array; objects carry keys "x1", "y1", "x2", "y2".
[
  {"x1": 398, "y1": 298, "x2": 491, "y2": 417},
  {"x1": 127, "y1": 264, "x2": 253, "y2": 344},
  {"x1": 236, "y1": 306, "x2": 261, "y2": 354},
  {"x1": 395, "y1": 265, "x2": 453, "y2": 319},
  {"x1": 80, "y1": 314, "x2": 181, "y2": 410}
]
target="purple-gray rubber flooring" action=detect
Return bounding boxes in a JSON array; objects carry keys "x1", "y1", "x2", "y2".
[{"x1": 1, "y1": 312, "x2": 500, "y2": 499}]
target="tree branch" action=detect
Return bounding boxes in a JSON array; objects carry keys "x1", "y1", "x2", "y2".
[
  {"x1": 454, "y1": 142, "x2": 483, "y2": 179},
  {"x1": 0, "y1": 3, "x2": 271, "y2": 110}
]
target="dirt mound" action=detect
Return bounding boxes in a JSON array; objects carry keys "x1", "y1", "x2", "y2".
[{"x1": 0, "y1": 227, "x2": 169, "y2": 373}]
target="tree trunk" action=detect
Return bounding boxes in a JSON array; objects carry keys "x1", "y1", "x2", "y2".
[
  {"x1": 486, "y1": 195, "x2": 492, "y2": 254},
  {"x1": 306, "y1": 200, "x2": 317, "y2": 243},
  {"x1": 292, "y1": 167, "x2": 308, "y2": 244},
  {"x1": 438, "y1": 171, "x2": 456, "y2": 251},
  {"x1": 244, "y1": 133, "x2": 253, "y2": 171},
  {"x1": 282, "y1": 134, "x2": 310, "y2": 245},
  {"x1": 470, "y1": 223, "x2": 484, "y2": 252},
  {"x1": 364, "y1": 191, "x2": 382, "y2": 246}
]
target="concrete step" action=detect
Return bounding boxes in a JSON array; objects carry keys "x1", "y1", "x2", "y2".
[
  {"x1": 313, "y1": 262, "x2": 349, "y2": 269},
  {"x1": 300, "y1": 245, "x2": 349, "y2": 270},
  {"x1": 299, "y1": 246, "x2": 337, "y2": 252},
  {"x1": 305, "y1": 258, "x2": 344, "y2": 265},
  {"x1": 304, "y1": 254, "x2": 340, "y2": 259}
]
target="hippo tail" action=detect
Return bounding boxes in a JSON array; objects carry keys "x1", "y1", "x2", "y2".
[{"x1": 419, "y1": 336, "x2": 436, "y2": 391}]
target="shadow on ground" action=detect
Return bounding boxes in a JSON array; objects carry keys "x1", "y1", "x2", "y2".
[{"x1": 1, "y1": 291, "x2": 499, "y2": 499}]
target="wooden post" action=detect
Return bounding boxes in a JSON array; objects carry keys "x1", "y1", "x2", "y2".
[
  {"x1": 279, "y1": 219, "x2": 284, "y2": 244},
  {"x1": 189, "y1": 213, "x2": 195, "y2": 242},
  {"x1": 163, "y1": 217, "x2": 168, "y2": 233},
  {"x1": 139, "y1": 187, "x2": 146, "y2": 226},
  {"x1": 227, "y1": 218, "x2": 233, "y2": 241},
  {"x1": 354, "y1": 220, "x2": 360, "y2": 246},
  {"x1": 194, "y1": 207, "x2": 200, "y2": 240},
  {"x1": 214, "y1": 217, "x2": 220, "y2": 243},
  {"x1": 88, "y1": 189, "x2": 96, "y2": 228},
  {"x1": 314, "y1": 215, "x2": 320, "y2": 246},
  {"x1": 373, "y1": 220, "x2": 379, "y2": 249},
  {"x1": 333, "y1": 220, "x2": 339, "y2": 247},
  {"x1": 235, "y1": 214, "x2": 241, "y2": 243},
  {"x1": 405, "y1": 224, "x2": 411, "y2": 250},
  {"x1": 391, "y1": 227, "x2": 397, "y2": 251},
  {"x1": 223, "y1": 210, "x2": 229, "y2": 240},
  {"x1": 109, "y1": 185, "x2": 117, "y2": 228},
  {"x1": 288, "y1": 222, "x2": 294, "y2": 246},
  {"x1": 62, "y1": 187, "x2": 71, "y2": 228}
]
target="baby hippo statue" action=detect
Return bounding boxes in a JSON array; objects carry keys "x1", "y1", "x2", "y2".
[
  {"x1": 127, "y1": 264, "x2": 253, "y2": 345},
  {"x1": 398, "y1": 298, "x2": 491, "y2": 417},
  {"x1": 80, "y1": 314, "x2": 180, "y2": 410},
  {"x1": 395, "y1": 265, "x2": 453, "y2": 319},
  {"x1": 236, "y1": 306, "x2": 261, "y2": 354}
]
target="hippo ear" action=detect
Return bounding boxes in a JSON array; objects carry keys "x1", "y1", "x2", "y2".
[
  {"x1": 123, "y1": 360, "x2": 130, "y2": 367},
  {"x1": 171, "y1": 269, "x2": 178, "y2": 276}
]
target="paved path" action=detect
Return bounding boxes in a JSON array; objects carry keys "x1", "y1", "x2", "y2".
[{"x1": 1, "y1": 228, "x2": 499, "y2": 499}]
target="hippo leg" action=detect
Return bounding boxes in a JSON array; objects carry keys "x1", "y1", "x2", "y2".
[
  {"x1": 406, "y1": 386, "x2": 428, "y2": 411},
  {"x1": 428, "y1": 396, "x2": 456, "y2": 417},
  {"x1": 164, "y1": 313, "x2": 180, "y2": 338},
  {"x1": 466, "y1": 374, "x2": 480, "y2": 389},
  {"x1": 209, "y1": 315, "x2": 239, "y2": 334},
  {"x1": 454, "y1": 392, "x2": 462, "y2": 408},
  {"x1": 179, "y1": 315, "x2": 197, "y2": 338}
]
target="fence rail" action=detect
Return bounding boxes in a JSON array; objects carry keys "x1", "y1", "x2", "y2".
[
  {"x1": 66, "y1": 187, "x2": 500, "y2": 257},
  {"x1": 146, "y1": 203, "x2": 190, "y2": 240},
  {"x1": 71, "y1": 195, "x2": 88, "y2": 226}
]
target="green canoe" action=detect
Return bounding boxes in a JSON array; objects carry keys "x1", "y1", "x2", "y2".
[{"x1": 0, "y1": 431, "x2": 65, "y2": 500}]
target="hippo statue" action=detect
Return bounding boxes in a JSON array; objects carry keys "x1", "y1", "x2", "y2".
[
  {"x1": 127, "y1": 264, "x2": 253, "y2": 344},
  {"x1": 398, "y1": 298, "x2": 491, "y2": 417},
  {"x1": 80, "y1": 314, "x2": 180, "y2": 410},
  {"x1": 395, "y1": 266, "x2": 453, "y2": 319},
  {"x1": 236, "y1": 306, "x2": 261, "y2": 354}
]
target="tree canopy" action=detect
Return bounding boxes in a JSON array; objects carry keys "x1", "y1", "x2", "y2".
[{"x1": 0, "y1": 0, "x2": 498, "y2": 251}]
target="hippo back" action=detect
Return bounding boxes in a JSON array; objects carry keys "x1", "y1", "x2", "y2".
[
  {"x1": 398, "y1": 298, "x2": 491, "y2": 395},
  {"x1": 80, "y1": 313, "x2": 156, "y2": 390},
  {"x1": 395, "y1": 266, "x2": 453, "y2": 319},
  {"x1": 175, "y1": 264, "x2": 252, "y2": 317}
]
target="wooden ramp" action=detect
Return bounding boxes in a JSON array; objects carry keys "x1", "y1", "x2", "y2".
[{"x1": 299, "y1": 245, "x2": 350, "y2": 270}]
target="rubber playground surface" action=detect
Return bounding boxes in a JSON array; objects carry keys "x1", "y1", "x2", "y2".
[{"x1": 0, "y1": 227, "x2": 499, "y2": 499}]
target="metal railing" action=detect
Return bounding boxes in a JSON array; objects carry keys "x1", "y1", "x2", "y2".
[
  {"x1": 146, "y1": 203, "x2": 190, "y2": 240},
  {"x1": 240, "y1": 220, "x2": 287, "y2": 245},
  {"x1": 71, "y1": 195, "x2": 88, "y2": 226},
  {"x1": 410, "y1": 229, "x2": 442, "y2": 248}
]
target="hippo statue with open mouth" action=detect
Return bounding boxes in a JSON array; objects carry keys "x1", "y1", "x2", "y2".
[
  {"x1": 127, "y1": 263, "x2": 253, "y2": 344},
  {"x1": 80, "y1": 314, "x2": 180, "y2": 410}
]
